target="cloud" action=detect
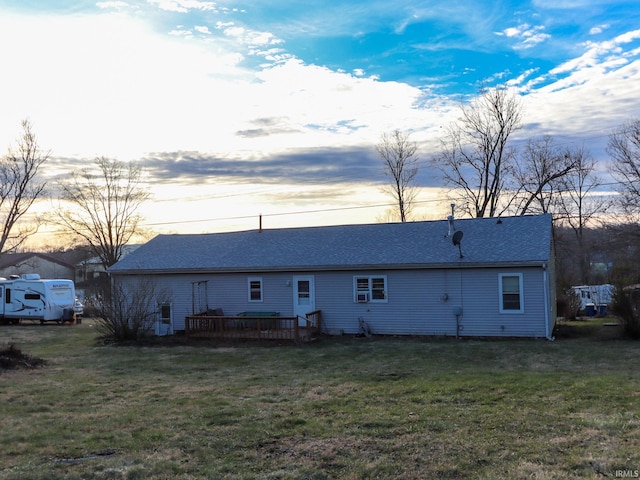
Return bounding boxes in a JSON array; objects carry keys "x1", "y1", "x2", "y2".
[
  {"x1": 0, "y1": 5, "x2": 447, "y2": 171},
  {"x1": 139, "y1": 147, "x2": 384, "y2": 186},
  {"x1": 550, "y1": 29, "x2": 640, "y2": 76},
  {"x1": 532, "y1": 0, "x2": 612, "y2": 8},
  {"x1": 505, "y1": 68, "x2": 540, "y2": 88},
  {"x1": 519, "y1": 39, "x2": 640, "y2": 162},
  {"x1": 0, "y1": 11, "x2": 255, "y2": 159},
  {"x1": 235, "y1": 117, "x2": 302, "y2": 138},
  {"x1": 194, "y1": 25, "x2": 211, "y2": 35},
  {"x1": 168, "y1": 25, "x2": 191, "y2": 36},
  {"x1": 146, "y1": 0, "x2": 217, "y2": 13},
  {"x1": 96, "y1": 1, "x2": 130, "y2": 9},
  {"x1": 213, "y1": 21, "x2": 289, "y2": 64},
  {"x1": 218, "y1": 22, "x2": 284, "y2": 48},
  {"x1": 3, "y1": 3, "x2": 637, "y2": 209},
  {"x1": 169, "y1": 24, "x2": 213, "y2": 37},
  {"x1": 263, "y1": 186, "x2": 364, "y2": 206},
  {"x1": 590, "y1": 24, "x2": 610, "y2": 35},
  {"x1": 496, "y1": 23, "x2": 550, "y2": 50}
]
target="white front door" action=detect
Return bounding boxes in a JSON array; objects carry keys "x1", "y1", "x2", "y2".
[{"x1": 293, "y1": 276, "x2": 315, "y2": 326}]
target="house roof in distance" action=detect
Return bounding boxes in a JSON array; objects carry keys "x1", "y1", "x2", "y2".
[
  {"x1": 109, "y1": 214, "x2": 553, "y2": 274},
  {"x1": 0, "y1": 252, "x2": 75, "y2": 270}
]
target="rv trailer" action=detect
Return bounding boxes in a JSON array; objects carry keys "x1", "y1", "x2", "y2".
[
  {"x1": 570, "y1": 284, "x2": 615, "y2": 315},
  {"x1": 0, "y1": 274, "x2": 76, "y2": 324}
]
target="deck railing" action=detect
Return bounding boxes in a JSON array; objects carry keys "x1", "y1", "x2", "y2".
[
  {"x1": 184, "y1": 310, "x2": 322, "y2": 343},
  {"x1": 305, "y1": 309, "x2": 322, "y2": 334}
]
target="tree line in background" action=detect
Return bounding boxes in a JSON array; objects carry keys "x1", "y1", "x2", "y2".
[
  {"x1": 0, "y1": 120, "x2": 151, "y2": 341},
  {"x1": 377, "y1": 87, "x2": 640, "y2": 336},
  {"x1": 379, "y1": 88, "x2": 640, "y2": 223},
  {"x1": 1, "y1": 88, "x2": 639, "y2": 337},
  {"x1": 0, "y1": 120, "x2": 149, "y2": 268},
  {"x1": 377, "y1": 88, "x2": 640, "y2": 286}
]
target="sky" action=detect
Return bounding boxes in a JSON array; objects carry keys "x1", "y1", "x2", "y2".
[{"x1": 0, "y1": 0, "x2": 639, "y2": 244}]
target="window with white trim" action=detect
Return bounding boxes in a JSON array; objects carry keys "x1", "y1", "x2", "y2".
[
  {"x1": 248, "y1": 277, "x2": 263, "y2": 302},
  {"x1": 354, "y1": 276, "x2": 388, "y2": 303},
  {"x1": 499, "y1": 273, "x2": 524, "y2": 313}
]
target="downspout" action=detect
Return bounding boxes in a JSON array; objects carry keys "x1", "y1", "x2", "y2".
[
  {"x1": 455, "y1": 258, "x2": 464, "y2": 339},
  {"x1": 542, "y1": 264, "x2": 554, "y2": 341}
]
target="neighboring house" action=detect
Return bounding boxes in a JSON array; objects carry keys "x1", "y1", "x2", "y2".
[
  {"x1": 75, "y1": 245, "x2": 141, "y2": 286},
  {"x1": 0, "y1": 252, "x2": 75, "y2": 281},
  {"x1": 109, "y1": 214, "x2": 556, "y2": 339},
  {"x1": 75, "y1": 255, "x2": 108, "y2": 286}
]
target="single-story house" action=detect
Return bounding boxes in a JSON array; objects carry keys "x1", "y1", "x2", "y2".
[{"x1": 108, "y1": 213, "x2": 556, "y2": 339}]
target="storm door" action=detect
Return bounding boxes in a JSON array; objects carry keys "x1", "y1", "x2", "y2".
[
  {"x1": 293, "y1": 276, "x2": 315, "y2": 327},
  {"x1": 155, "y1": 303, "x2": 173, "y2": 336}
]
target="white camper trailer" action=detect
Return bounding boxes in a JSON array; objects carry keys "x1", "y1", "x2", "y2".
[
  {"x1": 571, "y1": 284, "x2": 615, "y2": 315},
  {"x1": 0, "y1": 274, "x2": 76, "y2": 324}
]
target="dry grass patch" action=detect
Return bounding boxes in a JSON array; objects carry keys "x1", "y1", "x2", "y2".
[{"x1": 0, "y1": 319, "x2": 639, "y2": 479}]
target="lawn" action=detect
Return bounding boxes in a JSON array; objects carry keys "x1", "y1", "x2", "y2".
[{"x1": 1, "y1": 319, "x2": 639, "y2": 479}]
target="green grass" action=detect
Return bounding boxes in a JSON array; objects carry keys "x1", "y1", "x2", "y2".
[{"x1": 1, "y1": 318, "x2": 639, "y2": 479}]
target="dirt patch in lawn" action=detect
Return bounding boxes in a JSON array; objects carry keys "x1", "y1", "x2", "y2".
[{"x1": 0, "y1": 344, "x2": 47, "y2": 372}]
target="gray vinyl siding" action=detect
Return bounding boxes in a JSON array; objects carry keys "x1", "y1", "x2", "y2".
[
  {"x1": 312, "y1": 267, "x2": 547, "y2": 338},
  {"x1": 120, "y1": 265, "x2": 549, "y2": 338},
  {"x1": 117, "y1": 272, "x2": 297, "y2": 331},
  {"x1": 114, "y1": 275, "x2": 193, "y2": 331},
  {"x1": 547, "y1": 241, "x2": 558, "y2": 338}
]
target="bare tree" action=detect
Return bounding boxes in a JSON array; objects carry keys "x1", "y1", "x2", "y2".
[
  {"x1": 608, "y1": 119, "x2": 640, "y2": 214},
  {"x1": 553, "y1": 147, "x2": 609, "y2": 284},
  {"x1": 605, "y1": 120, "x2": 640, "y2": 287},
  {"x1": 511, "y1": 136, "x2": 578, "y2": 215},
  {"x1": 376, "y1": 129, "x2": 419, "y2": 222},
  {"x1": 95, "y1": 277, "x2": 169, "y2": 342},
  {"x1": 0, "y1": 119, "x2": 48, "y2": 254},
  {"x1": 55, "y1": 157, "x2": 150, "y2": 268},
  {"x1": 434, "y1": 87, "x2": 522, "y2": 218}
]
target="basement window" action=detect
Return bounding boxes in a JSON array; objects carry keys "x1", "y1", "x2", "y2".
[
  {"x1": 248, "y1": 277, "x2": 263, "y2": 302},
  {"x1": 499, "y1": 273, "x2": 524, "y2": 314}
]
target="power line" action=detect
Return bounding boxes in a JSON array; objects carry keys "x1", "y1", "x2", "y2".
[
  {"x1": 140, "y1": 180, "x2": 627, "y2": 229},
  {"x1": 141, "y1": 198, "x2": 447, "y2": 228},
  {"x1": 47, "y1": 120, "x2": 636, "y2": 230}
]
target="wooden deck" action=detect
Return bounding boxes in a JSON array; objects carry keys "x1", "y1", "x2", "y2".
[{"x1": 184, "y1": 310, "x2": 322, "y2": 343}]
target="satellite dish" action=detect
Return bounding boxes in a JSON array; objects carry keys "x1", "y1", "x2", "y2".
[{"x1": 452, "y1": 230, "x2": 464, "y2": 258}]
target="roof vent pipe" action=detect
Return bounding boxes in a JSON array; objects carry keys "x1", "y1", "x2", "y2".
[
  {"x1": 259, "y1": 214, "x2": 262, "y2": 233},
  {"x1": 447, "y1": 203, "x2": 456, "y2": 236},
  {"x1": 447, "y1": 215, "x2": 455, "y2": 236}
]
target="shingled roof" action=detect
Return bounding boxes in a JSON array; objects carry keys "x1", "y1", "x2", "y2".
[{"x1": 109, "y1": 214, "x2": 553, "y2": 274}]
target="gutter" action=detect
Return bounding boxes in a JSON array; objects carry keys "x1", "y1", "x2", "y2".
[{"x1": 108, "y1": 260, "x2": 550, "y2": 276}]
